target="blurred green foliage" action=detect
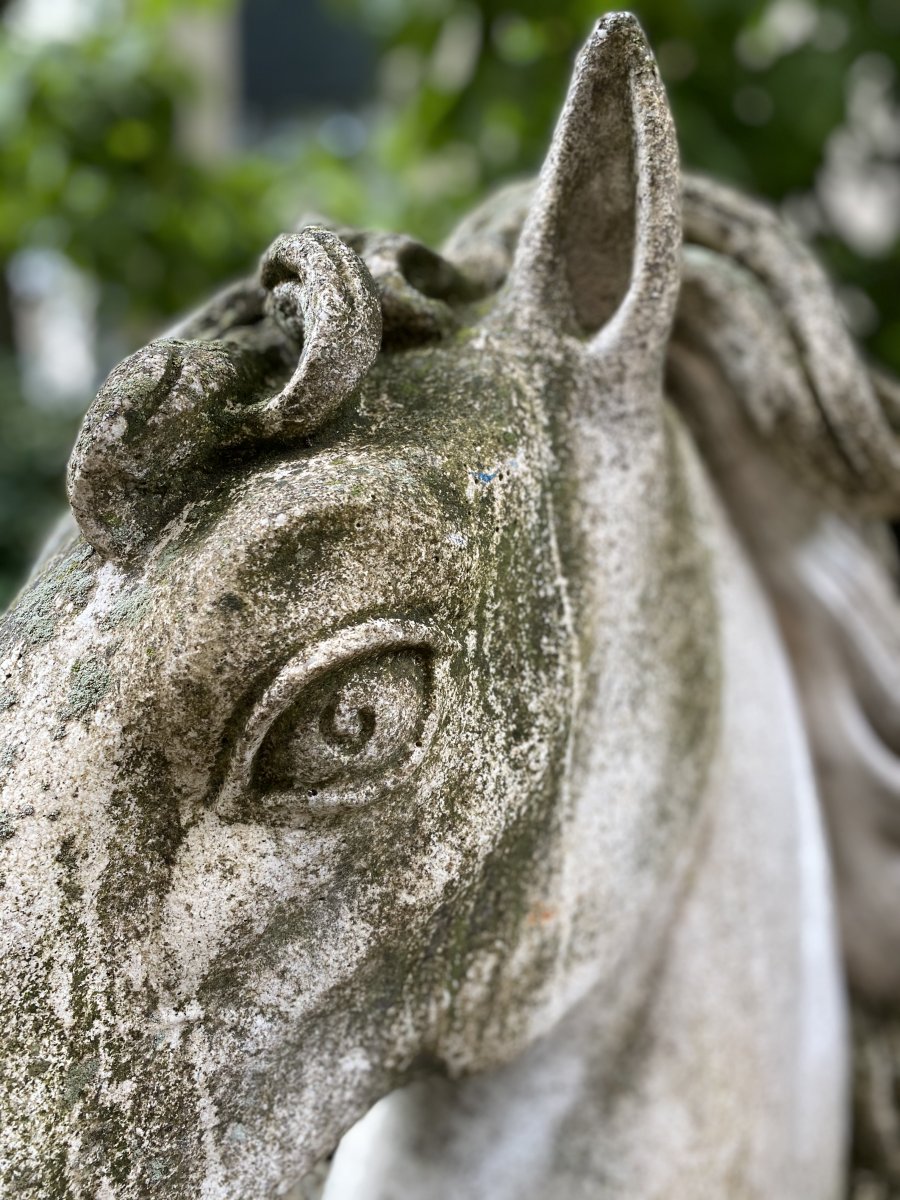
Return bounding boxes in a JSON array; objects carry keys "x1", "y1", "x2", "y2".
[
  {"x1": 0, "y1": 22, "x2": 278, "y2": 328},
  {"x1": 0, "y1": 0, "x2": 898, "y2": 604}
]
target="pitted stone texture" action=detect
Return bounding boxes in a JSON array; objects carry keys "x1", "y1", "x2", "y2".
[{"x1": 4, "y1": 10, "x2": 898, "y2": 1200}]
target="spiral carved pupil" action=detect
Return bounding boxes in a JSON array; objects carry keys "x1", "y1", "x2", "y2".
[{"x1": 320, "y1": 695, "x2": 376, "y2": 753}]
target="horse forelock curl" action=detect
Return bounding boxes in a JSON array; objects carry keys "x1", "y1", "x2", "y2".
[{"x1": 65, "y1": 225, "x2": 489, "y2": 564}]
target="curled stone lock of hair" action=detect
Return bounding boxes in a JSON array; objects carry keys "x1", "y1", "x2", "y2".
[{"x1": 66, "y1": 227, "x2": 382, "y2": 562}]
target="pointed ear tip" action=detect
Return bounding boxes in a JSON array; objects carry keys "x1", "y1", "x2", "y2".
[{"x1": 584, "y1": 11, "x2": 653, "y2": 63}]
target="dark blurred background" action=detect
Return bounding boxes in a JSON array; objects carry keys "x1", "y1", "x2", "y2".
[{"x1": 0, "y1": 0, "x2": 898, "y2": 604}]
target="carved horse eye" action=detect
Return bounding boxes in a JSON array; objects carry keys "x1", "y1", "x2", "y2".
[
  {"x1": 255, "y1": 651, "x2": 428, "y2": 794},
  {"x1": 215, "y1": 621, "x2": 438, "y2": 819}
]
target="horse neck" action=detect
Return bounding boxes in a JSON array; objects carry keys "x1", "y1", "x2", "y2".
[
  {"x1": 632, "y1": 439, "x2": 847, "y2": 1192},
  {"x1": 548, "y1": 401, "x2": 849, "y2": 1193}
]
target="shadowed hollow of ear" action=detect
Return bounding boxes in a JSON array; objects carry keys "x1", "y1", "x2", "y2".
[{"x1": 504, "y1": 12, "x2": 681, "y2": 373}]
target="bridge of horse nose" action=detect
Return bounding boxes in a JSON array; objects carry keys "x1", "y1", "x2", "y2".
[{"x1": 0, "y1": 557, "x2": 120, "y2": 790}]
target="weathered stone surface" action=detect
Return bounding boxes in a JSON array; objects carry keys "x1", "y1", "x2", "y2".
[{"x1": 0, "y1": 11, "x2": 897, "y2": 1199}]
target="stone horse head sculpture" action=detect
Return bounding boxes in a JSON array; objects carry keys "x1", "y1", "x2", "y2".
[{"x1": 2, "y1": 13, "x2": 899, "y2": 1199}]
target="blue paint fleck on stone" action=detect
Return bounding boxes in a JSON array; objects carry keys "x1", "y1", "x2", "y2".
[{"x1": 471, "y1": 458, "x2": 519, "y2": 485}]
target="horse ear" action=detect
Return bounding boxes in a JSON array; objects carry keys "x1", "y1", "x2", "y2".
[{"x1": 505, "y1": 13, "x2": 681, "y2": 376}]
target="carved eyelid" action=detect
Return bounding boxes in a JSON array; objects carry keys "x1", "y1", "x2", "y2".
[{"x1": 215, "y1": 618, "x2": 442, "y2": 813}]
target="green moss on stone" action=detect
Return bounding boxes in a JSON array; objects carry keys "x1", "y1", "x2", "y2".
[
  {"x1": 58, "y1": 658, "x2": 112, "y2": 723},
  {"x1": 103, "y1": 586, "x2": 152, "y2": 630},
  {"x1": 63, "y1": 1057, "x2": 99, "y2": 1110},
  {"x1": 1, "y1": 541, "x2": 96, "y2": 652}
]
